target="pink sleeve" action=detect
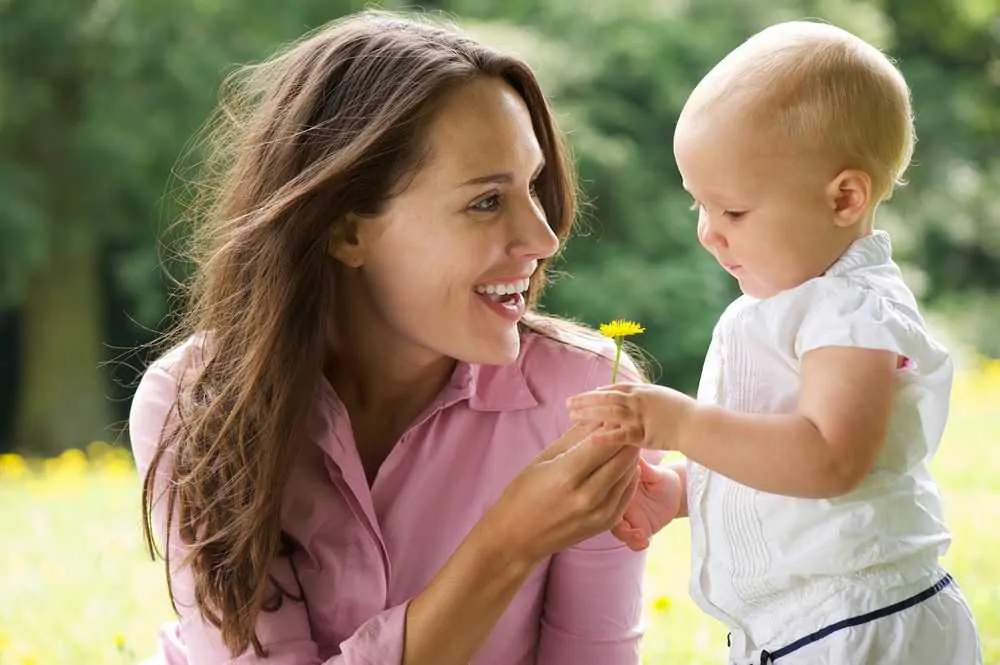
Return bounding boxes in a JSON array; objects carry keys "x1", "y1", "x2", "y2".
[
  {"x1": 534, "y1": 348, "x2": 648, "y2": 664},
  {"x1": 535, "y1": 533, "x2": 646, "y2": 664},
  {"x1": 129, "y1": 359, "x2": 409, "y2": 665}
]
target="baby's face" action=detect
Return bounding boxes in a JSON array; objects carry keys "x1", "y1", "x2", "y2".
[{"x1": 673, "y1": 117, "x2": 851, "y2": 299}]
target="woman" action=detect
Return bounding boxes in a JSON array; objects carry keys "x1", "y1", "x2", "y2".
[{"x1": 131, "y1": 9, "x2": 650, "y2": 664}]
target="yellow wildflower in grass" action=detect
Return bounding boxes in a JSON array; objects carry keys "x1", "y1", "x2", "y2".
[
  {"x1": 92, "y1": 445, "x2": 135, "y2": 478},
  {"x1": 43, "y1": 448, "x2": 89, "y2": 479},
  {"x1": 598, "y1": 319, "x2": 645, "y2": 382},
  {"x1": 952, "y1": 356, "x2": 1000, "y2": 412},
  {"x1": 115, "y1": 633, "x2": 127, "y2": 650},
  {"x1": 0, "y1": 453, "x2": 29, "y2": 480},
  {"x1": 652, "y1": 595, "x2": 672, "y2": 613},
  {"x1": 86, "y1": 440, "x2": 115, "y2": 461}
]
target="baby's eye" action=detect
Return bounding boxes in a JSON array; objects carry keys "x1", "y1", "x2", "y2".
[{"x1": 471, "y1": 193, "x2": 501, "y2": 212}]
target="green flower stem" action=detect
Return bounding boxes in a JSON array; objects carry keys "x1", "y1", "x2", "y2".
[{"x1": 611, "y1": 337, "x2": 623, "y2": 383}]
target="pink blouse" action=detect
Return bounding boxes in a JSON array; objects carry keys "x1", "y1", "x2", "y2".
[{"x1": 130, "y1": 329, "x2": 648, "y2": 664}]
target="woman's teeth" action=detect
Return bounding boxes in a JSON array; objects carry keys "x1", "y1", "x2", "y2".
[{"x1": 474, "y1": 278, "x2": 530, "y2": 298}]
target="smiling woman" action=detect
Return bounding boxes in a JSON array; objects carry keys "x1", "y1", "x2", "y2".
[
  {"x1": 330, "y1": 77, "x2": 559, "y2": 369},
  {"x1": 129, "y1": 8, "x2": 651, "y2": 665}
]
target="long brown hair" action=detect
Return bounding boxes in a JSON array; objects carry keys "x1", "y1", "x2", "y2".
[{"x1": 141, "y1": 9, "x2": 579, "y2": 658}]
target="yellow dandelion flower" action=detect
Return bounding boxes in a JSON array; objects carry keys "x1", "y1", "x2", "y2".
[
  {"x1": 598, "y1": 319, "x2": 645, "y2": 382},
  {"x1": 599, "y1": 319, "x2": 645, "y2": 339},
  {"x1": 652, "y1": 595, "x2": 672, "y2": 613},
  {"x1": 115, "y1": 633, "x2": 127, "y2": 650}
]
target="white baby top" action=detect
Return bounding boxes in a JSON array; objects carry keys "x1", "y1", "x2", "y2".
[{"x1": 688, "y1": 230, "x2": 954, "y2": 645}]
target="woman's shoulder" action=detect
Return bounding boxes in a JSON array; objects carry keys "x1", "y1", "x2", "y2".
[
  {"x1": 128, "y1": 334, "x2": 206, "y2": 474},
  {"x1": 144, "y1": 332, "x2": 208, "y2": 379}
]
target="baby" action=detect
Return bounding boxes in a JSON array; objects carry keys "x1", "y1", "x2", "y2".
[{"x1": 569, "y1": 21, "x2": 982, "y2": 665}]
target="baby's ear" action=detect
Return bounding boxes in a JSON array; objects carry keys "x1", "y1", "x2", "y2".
[{"x1": 826, "y1": 169, "x2": 871, "y2": 227}]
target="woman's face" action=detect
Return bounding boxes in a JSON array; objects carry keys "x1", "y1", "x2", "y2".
[{"x1": 332, "y1": 77, "x2": 560, "y2": 367}]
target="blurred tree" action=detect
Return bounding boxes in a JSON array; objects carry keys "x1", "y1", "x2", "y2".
[
  {"x1": 1, "y1": 0, "x2": 997, "y2": 452},
  {"x1": 879, "y1": 0, "x2": 1000, "y2": 355},
  {"x1": 462, "y1": 0, "x2": 815, "y2": 386},
  {"x1": 0, "y1": 0, "x2": 391, "y2": 453},
  {"x1": 455, "y1": 0, "x2": 1000, "y2": 384}
]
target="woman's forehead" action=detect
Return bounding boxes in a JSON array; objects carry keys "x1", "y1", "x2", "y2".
[{"x1": 419, "y1": 78, "x2": 544, "y2": 184}]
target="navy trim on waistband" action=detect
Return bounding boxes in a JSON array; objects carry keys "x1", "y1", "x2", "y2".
[{"x1": 757, "y1": 574, "x2": 954, "y2": 663}]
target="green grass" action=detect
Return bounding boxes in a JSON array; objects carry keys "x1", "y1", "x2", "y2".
[{"x1": 1, "y1": 366, "x2": 998, "y2": 664}]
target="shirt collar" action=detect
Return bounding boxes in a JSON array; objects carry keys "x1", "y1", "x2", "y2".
[
  {"x1": 313, "y1": 336, "x2": 540, "y2": 436},
  {"x1": 463, "y1": 358, "x2": 539, "y2": 412},
  {"x1": 824, "y1": 230, "x2": 893, "y2": 277}
]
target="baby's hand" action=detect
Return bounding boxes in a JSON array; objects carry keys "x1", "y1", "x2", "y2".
[
  {"x1": 566, "y1": 383, "x2": 696, "y2": 451},
  {"x1": 611, "y1": 457, "x2": 683, "y2": 551}
]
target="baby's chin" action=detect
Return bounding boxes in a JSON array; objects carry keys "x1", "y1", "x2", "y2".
[
  {"x1": 735, "y1": 274, "x2": 785, "y2": 300},
  {"x1": 734, "y1": 274, "x2": 765, "y2": 299}
]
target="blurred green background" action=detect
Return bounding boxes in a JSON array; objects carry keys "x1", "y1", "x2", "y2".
[{"x1": 1, "y1": 0, "x2": 997, "y2": 662}]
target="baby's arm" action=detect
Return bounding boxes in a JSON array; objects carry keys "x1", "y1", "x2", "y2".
[
  {"x1": 678, "y1": 346, "x2": 897, "y2": 498},
  {"x1": 568, "y1": 346, "x2": 897, "y2": 499}
]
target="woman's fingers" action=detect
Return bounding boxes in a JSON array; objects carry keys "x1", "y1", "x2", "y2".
[
  {"x1": 577, "y1": 440, "x2": 638, "y2": 488},
  {"x1": 589, "y1": 424, "x2": 644, "y2": 447},
  {"x1": 607, "y1": 465, "x2": 640, "y2": 522},
  {"x1": 555, "y1": 430, "x2": 634, "y2": 484},
  {"x1": 536, "y1": 422, "x2": 599, "y2": 463},
  {"x1": 573, "y1": 445, "x2": 639, "y2": 530}
]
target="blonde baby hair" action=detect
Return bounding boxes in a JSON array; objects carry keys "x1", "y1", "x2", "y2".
[{"x1": 682, "y1": 20, "x2": 914, "y2": 205}]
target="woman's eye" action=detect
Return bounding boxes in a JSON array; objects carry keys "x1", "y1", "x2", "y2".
[
  {"x1": 471, "y1": 194, "x2": 501, "y2": 212},
  {"x1": 724, "y1": 210, "x2": 747, "y2": 221},
  {"x1": 529, "y1": 179, "x2": 541, "y2": 200}
]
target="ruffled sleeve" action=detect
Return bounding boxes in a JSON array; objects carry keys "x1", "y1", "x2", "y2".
[{"x1": 793, "y1": 281, "x2": 919, "y2": 361}]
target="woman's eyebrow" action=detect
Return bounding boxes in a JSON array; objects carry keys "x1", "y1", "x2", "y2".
[
  {"x1": 457, "y1": 159, "x2": 546, "y2": 188},
  {"x1": 459, "y1": 172, "x2": 514, "y2": 187}
]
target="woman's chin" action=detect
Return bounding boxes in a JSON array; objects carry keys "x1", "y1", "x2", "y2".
[{"x1": 460, "y1": 329, "x2": 522, "y2": 366}]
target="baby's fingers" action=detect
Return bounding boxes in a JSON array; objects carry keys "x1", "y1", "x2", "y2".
[
  {"x1": 566, "y1": 389, "x2": 629, "y2": 410},
  {"x1": 567, "y1": 403, "x2": 634, "y2": 426},
  {"x1": 611, "y1": 522, "x2": 649, "y2": 551}
]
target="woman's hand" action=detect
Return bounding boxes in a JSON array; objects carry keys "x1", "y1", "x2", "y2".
[
  {"x1": 404, "y1": 424, "x2": 639, "y2": 665},
  {"x1": 482, "y1": 423, "x2": 641, "y2": 568}
]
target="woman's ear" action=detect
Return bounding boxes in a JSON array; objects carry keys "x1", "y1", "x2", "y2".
[
  {"x1": 826, "y1": 169, "x2": 871, "y2": 227},
  {"x1": 328, "y1": 215, "x2": 365, "y2": 268}
]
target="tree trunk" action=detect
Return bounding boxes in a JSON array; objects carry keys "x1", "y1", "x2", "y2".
[{"x1": 13, "y1": 246, "x2": 111, "y2": 456}]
